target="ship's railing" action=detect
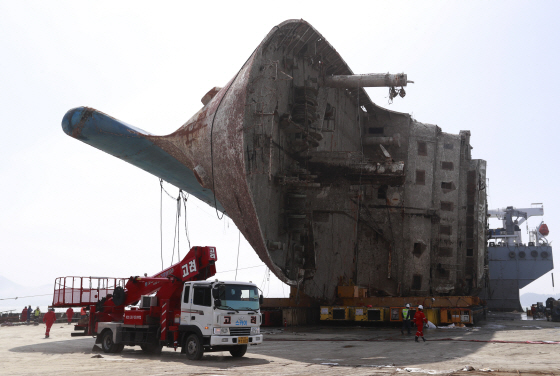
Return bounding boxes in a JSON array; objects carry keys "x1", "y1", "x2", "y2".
[{"x1": 52, "y1": 276, "x2": 127, "y2": 307}]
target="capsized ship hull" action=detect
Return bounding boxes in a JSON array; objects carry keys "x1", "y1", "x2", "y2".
[{"x1": 63, "y1": 19, "x2": 487, "y2": 300}]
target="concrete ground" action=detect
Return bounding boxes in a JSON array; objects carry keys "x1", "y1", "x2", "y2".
[{"x1": 2, "y1": 314, "x2": 560, "y2": 375}]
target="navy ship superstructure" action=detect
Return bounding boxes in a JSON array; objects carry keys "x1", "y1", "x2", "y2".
[{"x1": 480, "y1": 204, "x2": 553, "y2": 310}]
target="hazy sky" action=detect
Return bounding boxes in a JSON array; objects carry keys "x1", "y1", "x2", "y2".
[{"x1": 1, "y1": 1, "x2": 559, "y2": 304}]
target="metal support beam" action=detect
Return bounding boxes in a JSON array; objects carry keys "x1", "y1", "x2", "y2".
[
  {"x1": 363, "y1": 134, "x2": 401, "y2": 147},
  {"x1": 323, "y1": 73, "x2": 411, "y2": 88}
]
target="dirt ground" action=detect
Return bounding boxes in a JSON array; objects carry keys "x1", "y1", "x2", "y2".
[{"x1": 2, "y1": 314, "x2": 560, "y2": 375}]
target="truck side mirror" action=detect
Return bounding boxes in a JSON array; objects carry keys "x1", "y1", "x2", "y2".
[
  {"x1": 259, "y1": 294, "x2": 264, "y2": 305},
  {"x1": 212, "y1": 288, "x2": 219, "y2": 299},
  {"x1": 214, "y1": 299, "x2": 221, "y2": 307}
]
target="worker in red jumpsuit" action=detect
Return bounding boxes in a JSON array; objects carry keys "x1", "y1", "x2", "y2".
[
  {"x1": 43, "y1": 308, "x2": 56, "y2": 338},
  {"x1": 65, "y1": 307, "x2": 74, "y2": 325},
  {"x1": 21, "y1": 306, "x2": 28, "y2": 322},
  {"x1": 412, "y1": 304, "x2": 428, "y2": 342}
]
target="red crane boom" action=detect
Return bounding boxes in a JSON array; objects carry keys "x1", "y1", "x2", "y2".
[{"x1": 52, "y1": 246, "x2": 217, "y2": 336}]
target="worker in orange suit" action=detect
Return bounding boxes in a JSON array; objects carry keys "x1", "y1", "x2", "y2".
[
  {"x1": 21, "y1": 306, "x2": 28, "y2": 322},
  {"x1": 43, "y1": 308, "x2": 56, "y2": 338},
  {"x1": 65, "y1": 307, "x2": 74, "y2": 325},
  {"x1": 413, "y1": 304, "x2": 428, "y2": 342}
]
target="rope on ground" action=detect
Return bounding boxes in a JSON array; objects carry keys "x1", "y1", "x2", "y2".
[{"x1": 263, "y1": 338, "x2": 560, "y2": 345}]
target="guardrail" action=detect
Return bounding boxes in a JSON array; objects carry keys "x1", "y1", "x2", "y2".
[{"x1": 52, "y1": 276, "x2": 127, "y2": 307}]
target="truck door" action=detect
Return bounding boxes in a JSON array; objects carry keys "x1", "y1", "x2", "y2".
[
  {"x1": 190, "y1": 284, "x2": 213, "y2": 336},
  {"x1": 180, "y1": 283, "x2": 192, "y2": 325}
]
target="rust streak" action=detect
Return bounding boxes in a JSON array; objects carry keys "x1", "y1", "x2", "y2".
[{"x1": 71, "y1": 107, "x2": 94, "y2": 138}]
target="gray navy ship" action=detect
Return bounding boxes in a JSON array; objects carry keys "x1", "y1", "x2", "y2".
[{"x1": 480, "y1": 204, "x2": 553, "y2": 311}]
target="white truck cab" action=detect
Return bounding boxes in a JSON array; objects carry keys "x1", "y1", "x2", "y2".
[{"x1": 180, "y1": 280, "x2": 263, "y2": 359}]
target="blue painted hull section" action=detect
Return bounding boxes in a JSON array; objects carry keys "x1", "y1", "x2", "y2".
[{"x1": 62, "y1": 107, "x2": 224, "y2": 212}]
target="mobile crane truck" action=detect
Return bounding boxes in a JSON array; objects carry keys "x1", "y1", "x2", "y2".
[{"x1": 52, "y1": 246, "x2": 263, "y2": 359}]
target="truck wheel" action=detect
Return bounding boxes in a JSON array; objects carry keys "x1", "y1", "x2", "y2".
[
  {"x1": 101, "y1": 330, "x2": 117, "y2": 353},
  {"x1": 185, "y1": 334, "x2": 204, "y2": 360},
  {"x1": 230, "y1": 345, "x2": 247, "y2": 358},
  {"x1": 114, "y1": 344, "x2": 125, "y2": 353}
]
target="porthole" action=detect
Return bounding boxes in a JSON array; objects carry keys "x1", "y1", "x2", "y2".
[
  {"x1": 519, "y1": 251, "x2": 526, "y2": 258},
  {"x1": 531, "y1": 250, "x2": 539, "y2": 258},
  {"x1": 509, "y1": 251, "x2": 516, "y2": 258},
  {"x1": 541, "y1": 251, "x2": 549, "y2": 258}
]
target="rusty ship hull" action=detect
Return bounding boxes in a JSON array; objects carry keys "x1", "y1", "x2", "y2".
[{"x1": 62, "y1": 19, "x2": 487, "y2": 301}]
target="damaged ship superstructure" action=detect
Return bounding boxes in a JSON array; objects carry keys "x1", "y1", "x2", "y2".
[
  {"x1": 360, "y1": 125, "x2": 488, "y2": 298},
  {"x1": 61, "y1": 19, "x2": 487, "y2": 301}
]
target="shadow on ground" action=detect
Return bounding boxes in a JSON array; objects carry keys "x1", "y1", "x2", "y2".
[
  {"x1": 9, "y1": 318, "x2": 560, "y2": 371},
  {"x1": 250, "y1": 319, "x2": 560, "y2": 369},
  {"x1": 9, "y1": 338, "x2": 270, "y2": 369}
]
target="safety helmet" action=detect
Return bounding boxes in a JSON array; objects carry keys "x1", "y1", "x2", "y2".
[
  {"x1": 405, "y1": 304, "x2": 410, "y2": 308},
  {"x1": 418, "y1": 305, "x2": 423, "y2": 310}
]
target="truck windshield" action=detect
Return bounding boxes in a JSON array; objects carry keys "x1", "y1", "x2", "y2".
[{"x1": 216, "y1": 284, "x2": 260, "y2": 311}]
